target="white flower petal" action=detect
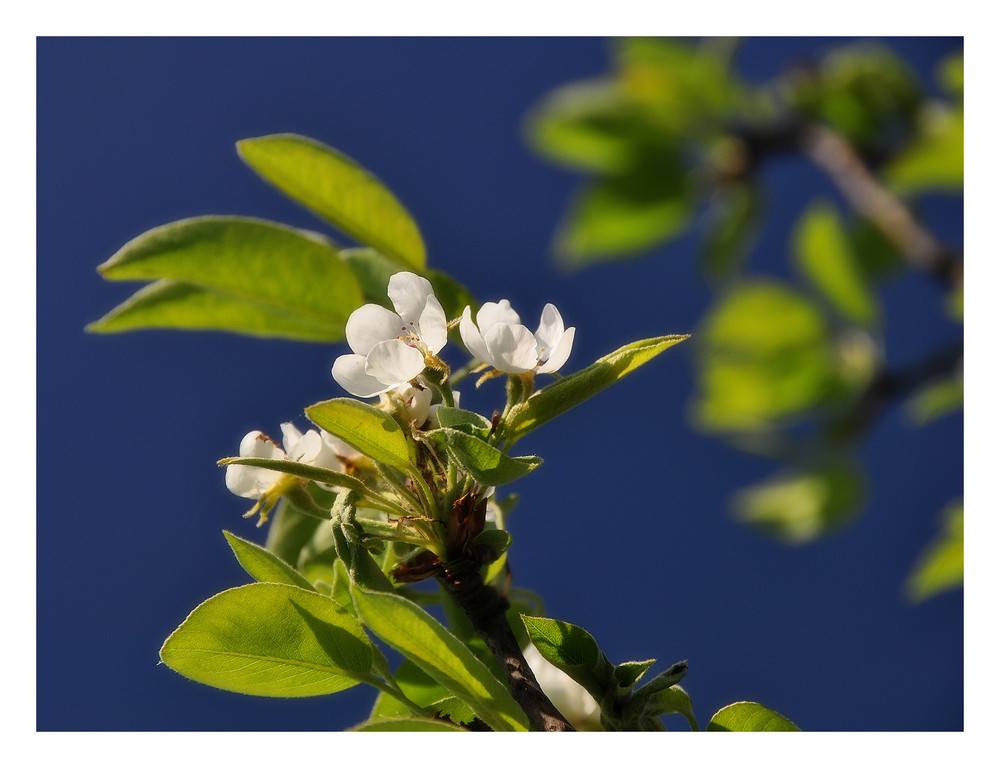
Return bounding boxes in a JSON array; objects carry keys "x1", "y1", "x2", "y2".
[
  {"x1": 226, "y1": 431, "x2": 284, "y2": 498},
  {"x1": 333, "y1": 353, "x2": 395, "y2": 397},
  {"x1": 537, "y1": 327, "x2": 575, "y2": 374},
  {"x1": 534, "y1": 303, "x2": 565, "y2": 351},
  {"x1": 279, "y1": 422, "x2": 304, "y2": 454},
  {"x1": 417, "y1": 295, "x2": 449, "y2": 354},
  {"x1": 484, "y1": 323, "x2": 539, "y2": 374},
  {"x1": 460, "y1": 306, "x2": 493, "y2": 366},
  {"x1": 286, "y1": 428, "x2": 323, "y2": 464},
  {"x1": 321, "y1": 430, "x2": 361, "y2": 461},
  {"x1": 364, "y1": 338, "x2": 426, "y2": 387},
  {"x1": 387, "y1": 271, "x2": 435, "y2": 323},
  {"x1": 477, "y1": 299, "x2": 521, "y2": 331},
  {"x1": 345, "y1": 304, "x2": 404, "y2": 356}
]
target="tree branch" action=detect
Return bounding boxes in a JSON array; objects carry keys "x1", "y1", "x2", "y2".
[{"x1": 439, "y1": 557, "x2": 575, "y2": 732}]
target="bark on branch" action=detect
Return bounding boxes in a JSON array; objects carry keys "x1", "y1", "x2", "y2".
[{"x1": 439, "y1": 557, "x2": 575, "y2": 732}]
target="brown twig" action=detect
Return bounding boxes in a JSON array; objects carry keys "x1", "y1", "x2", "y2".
[{"x1": 439, "y1": 557, "x2": 575, "y2": 732}]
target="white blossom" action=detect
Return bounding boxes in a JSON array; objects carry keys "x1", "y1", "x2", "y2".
[
  {"x1": 332, "y1": 272, "x2": 448, "y2": 397},
  {"x1": 459, "y1": 300, "x2": 574, "y2": 375}
]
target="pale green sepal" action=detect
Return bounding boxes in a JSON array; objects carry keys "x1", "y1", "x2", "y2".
[
  {"x1": 706, "y1": 701, "x2": 801, "y2": 731},
  {"x1": 237, "y1": 134, "x2": 426, "y2": 270},
  {"x1": 306, "y1": 398, "x2": 415, "y2": 471},
  {"x1": 504, "y1": 335, "x2": 689, "y2": 445},
  {"x1": 352, "y1": 585, "x2": 529, "y2": 732},
  {"x1": 223, "y1": 531, "x2": 315, "y2": 591}
]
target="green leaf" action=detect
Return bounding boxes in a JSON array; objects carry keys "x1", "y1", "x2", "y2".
[
  {"x1": 237, "y1": 134, "x2": 426, "y2": 270},
  {"x1": 223, "y1": 531, "x2": 315, "y2": 591},
  {"x1": 159, "y1": 583, "x2": 374, "y2": 697},
  {"x1": 644, "y1": 684, "x2": 698, "y2": 730},
  {"x1": 265, "y1": 502, "x2": 324, "y2": 566},
  {"x1": 352, "y1": 585, "x2": 529, "y2": 732},
  {"x1": 693, "y1": 281, "x2": 839, "y2": 431},
  {"x1": 700, "y1": 182, "x2": 761, "y2": 284},
  {"x1": 524, "y1": 80, "x2": 643, "y2": 174},
  {"x1": 521, "y1": 615, "x2": 614, "y2": 699},
  {"x1": 471, "y1": 529, "x2": 511, "y2": 564},
  {"x1": 95, "y1": 216, "x2": 363, "y2": 337},
  {"x1": 613, "y1": 659, "x2": 656, "y2": 689},
  {"x1": 707, "y1": 701, "x2": 801, "y2": 732},
  {"x1": 352, "y1": 717, "x2": 466, "y2": 732},
  {"x1": 504, "y1": 335, "x2": 689, "y2": 445},
  {"x1": 425, "y1": 428, "x2": 541, "y2": 486},
  {"x1": 906, "y1": 501, "x2": 963, "y2": 601},
  {"x1": 306, "y1": 398, "x2": 414, "y2": 471},
  {"x1": 329, "y1": 492, "x2": 398, "y2": 595},
  {"x1": 885, "y1": 108, "x2": 964, "y2": 196},
  {"x1": 86, "y1": 279, "x2": 347, "y2": 342},
  {"x1": 906, "y1": 374, "x2": 963, "y2": 426},
  {"x1": 794, "y1": 202, "x2": 881, "y2": 326},
  {"x1": 369, "y1": 659, "x2": 479, "y2": 725},
  {"x1": 556, "y1": 171, "x2": 693, "y2": 266},
  {"x1": 432, "y1": 407, "x2": 492, "y2": 437},
  {"x1": 733, "y1": 462, "x2": 866, "y2": 544}
]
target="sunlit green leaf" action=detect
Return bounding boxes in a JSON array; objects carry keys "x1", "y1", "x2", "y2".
[
  {"x1": 369, "y1": 659, "x2": 478, "y2": 725},
  {"x1": 86, "y1": 279, "x2": 346, "y2": 342},
  {"x1": 352, "y1": 717, "x2": 466, "y2": 732},
  {"x1": 707, "y1": 701, "x2": 801, "y2": 731},
  {"x1": 306, "y1": 398, "x2": 414, "y2": 471},
  {"x1": 556, "y1": 170, "x2": 693, "y2": 265},
  {"x1": 159, "y1": 583, "x2": 374, "y2": 697},
  {"x1": 223, "y1": 531, "x2": 315, "y2": 591},
  {"x1": 906, "y1": 501, "x2": 963, "y2": 601},
  {"x1": 521, "y1": 615, "x2": 614, "y2": 700},
  {"x1": 352, "y1": 586, "x2": 529, "y2": 732},
  {"x1": 265, "y1": 502, "x2": 324, "y2": 567},
  {"x1": 237, "y1": 134, "x2": 426, "y2": 270},
  {"x1": 425, "y1": 428, "x2": 541, "y2": 486},
  {"x1": 733, "y1": 462, "x2": 866, "y2": 544},
  {"x1": 95, "y1": 216, "x2": 363, "y2": 338},
  {"x1": 693, "y1": 281, "x2": 840, "y2": 431},
  {"x1": 505, "y1": 335, "x2": 689, "y2": 445},
  {"x1": 794, "y1": 202, "x2": 880, "y2": 326}
]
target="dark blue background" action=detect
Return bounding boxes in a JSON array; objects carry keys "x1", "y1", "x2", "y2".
[{"x1": 36, "y1": 37, "x2": 963, "y2": 731}]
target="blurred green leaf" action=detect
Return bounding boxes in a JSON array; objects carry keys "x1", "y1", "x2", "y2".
[
  {"x1": 306, "y1": 398, "x2": 414, "y2": 471},
  {"x1": 352, "y1": 585, "x2": 529, "y2": 731},
  {"x1": 707, "y1": 701, "x2": 801, "y2": 731},
  {"x1": 238, "y1": 134, "x2": 426, "y2": 270},
  {"x1": 849, "y1": 218, "x2": 904, "y2": 279},
  {"x1": 885, "y1": 107, "x2": 964, "y2": 196},
  {"x1": 94, "y1": 217, "x2": 363, "y2": 339},
  {"x1": 265, "y1": 501, "x2": 325, "y2": 566},
  {"x1": 87, "y1": 279, "x2": 347, "y2": 342},
  {"x1": 505, "y1": 334, "x2": 689, "y2": 445},
  {"x1": 159, "y1": 583, "x2": 374, "y2": 697},
  {"x1": 555, "y1": 169, "x2": 693, "y2": 265},
  {"x1": 521, "y1": 615, "x2": 614, "y2": 700},
  {"x1": 733, "y1": 461, "x2": 866, "y2": 544},
  {"x1": 906, "y1": 501, "x2": 963, "y2": 601},
  {"x1": 906, "y1": 374, "x2": 963, "y2": 426},
  {"x1": 425, "y1": 428, "x2": 541, "y2": 486},
  {"x1": 524, "y1": 80, "x2": 644, "y2": 174},
  {"x1": 700, "y1": 182, "x2": 762, "y2": 284},
  {"x1": 693, "y1": 281, "x2": 840, "y2": 431},
  {"x1": 794, "y1": 202, "x2": 881, "y2": 326},
  {"x1": 223, "y1": 531, "x2": 316, "y2": 591},
  {"x1": 939, "y1": 52, "x2": 963, "y2": 99}
]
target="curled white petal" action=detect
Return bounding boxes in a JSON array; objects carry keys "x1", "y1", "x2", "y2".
[
  {"x1": 536, "y1": 326, "x2": 575, "y2": 374},
  {"x1": 460, "y1": 306, "x2": 492, "y2": 365},
  {"x1": 483, "y1": 322, "x2": 539, "y2": 374},
  {"x1": 417, "y1": 295, "x2": 449, "y2": 354}
]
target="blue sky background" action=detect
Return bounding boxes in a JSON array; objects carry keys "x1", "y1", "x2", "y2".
[{"x1": 36, "y1": 36, "x2": 963, "y2": 731}]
